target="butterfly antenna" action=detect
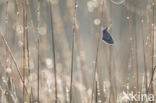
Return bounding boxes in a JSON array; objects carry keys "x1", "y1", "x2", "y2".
[{"x1": 107, "y1": 24, "x2": 112, "y2": 31}]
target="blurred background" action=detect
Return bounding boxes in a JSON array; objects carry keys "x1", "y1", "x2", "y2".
[{"x1": 0, "y1": 0, "x2": 156, "y2": 103}]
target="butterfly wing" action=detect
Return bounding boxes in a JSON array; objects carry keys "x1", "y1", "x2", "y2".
[{"x1": 102, "y1": 28, "x2": 114, "y2": 44}]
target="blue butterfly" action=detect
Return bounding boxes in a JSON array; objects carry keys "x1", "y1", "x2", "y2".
[{"x1": 102, "y1": 27, "x2": 114, "y2": 44}]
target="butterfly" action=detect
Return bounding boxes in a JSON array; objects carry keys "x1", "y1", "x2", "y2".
[{"x1": 102, "y1": 27, "x2": 114, "y2": 45}]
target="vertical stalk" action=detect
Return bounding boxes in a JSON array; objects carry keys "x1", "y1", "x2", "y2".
[
  {"x1": 134, "y1": 0, "x2": 139, "y2": 93},
  {"x1": 140, "y1": 4, "x2": 148, "y2": 92},
  {"x1": 69, "y1": 0, "x2": 78, "y2": 103},
  {"x1": 109, "y1": 2, "x2": 115, "y2": 102},
  {"x1": 24, "y1": 1, "x2": 33, "y2": 101},
  {"x1": 126, "y1": 0, "x2": 135, "y2": 95},
  {"x1": 25, "y1": 0, "x2": 38, "y2": 47},
  {"x1": 145, "y1": 0, "x2": 150, "y2": 93},
  {"x1": 37, "y1": 0, "x2": 40, "y2": 101},
  {"x1": 25, "y1": 11, "x2": 30, "y2": 77},
  {"x1": 49, "y1": 0, "x2": 58, "y2": 102},
  {"x1": 148, "y1": 0, "x2": 155, "y2": 96},
  {"x1": 95, "y1": 81, "x2": 98, "y2": 103},
  {"x1": 151, "y1": 0, "x2": 155, "y2": 94},
  {"x1": 5, "y1": 1, "x2": 10, "y2": 102},
  {"x1": 108, "y1": 47, "x2": 114, "y2": 102},
  {"x1": 91, "y1": 0, "x2": 105, "y2": 103},
  {"x1": 70, "y1": 33, "x2": 74, "y2": 103},
  {"x1": 5, "y1": 0, "x2": 8, "y2": 62},
  {"x1": 37, "y1": 39, "x2": 40, "y2": 102},
  {"x1": 147, "y1": 66, "x2": 156, "y2": 93},
  {"x1": 15, "y1": 0, "x2": 19, "y2": 16},
  {"x1": 5, "y1": 0, "x2": 8, "y2": 40},
  {"x1": 23, "y1": 3, "x2": 26, "y2": 102},
  {"x1": 30, "y1": 87, "x2": 33, "y2": 103}
]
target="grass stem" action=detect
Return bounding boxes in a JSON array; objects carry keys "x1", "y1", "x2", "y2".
[{"x1": 49, "y1": 1, "x2": 58, "y2": 102}]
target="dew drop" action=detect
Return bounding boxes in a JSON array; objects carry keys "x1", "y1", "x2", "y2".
[
  {"x1": 87, "y1": 89, "x2": 92, "y2": 96},
  {"x1": 45, "y1": 58, "x2": 53, "y2": 69},
  {"x1": 66, "y1": 87, "x2": 69, "y2": 93},
  {"x1": 39, "y1": 26, "x2": 47, "y2": 35},
  {"x1": 94, "y1": 18, "x2": 101, "y2": 25},
  {"x1": 87, "y1": 1, "x2": 95, "y2": 12},
  {"x1": 16, "y1": 24, "x2": 23, "y2": 35},
  {"x1": 5, "y1": 91, "x2": 9, "y2": 96},
  {"x1": 16, "y1": 11, "x2": 19, "y2": 15},
  {"x1": 126, "y1": 16, "x2": 130, "y2": 20},
  {"x1": 18, "y1": 40, "x2": 23, "y2": 47},
  {"x1": 98, "y1": 100, "x2": 102, "y2": 103},
  {"x1": 48, "y1": 89, "x2": 52, "y2": 93},
  {"x1": 97, "y1": 92, "x2": 100, "y2": 95},
  {"x1": 2, "y1": 76, "x2": 6, "y2": 83},
  {"x1": 75, "y1": 3, "x2": 78, "y2": 9},
  {"x1": 129, "y1": 37, "x2": 132, "y2": 41},
  {"x1": 6, "y1": 67, "x2": 12, "y2": 74}
]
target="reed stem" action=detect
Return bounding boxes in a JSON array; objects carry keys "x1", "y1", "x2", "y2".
[
  {"x1": 140, "y1": 4, "x2": 148, "y2": 92},
  {"x1": 91, "y1": 0, "x2": 105, "y2": 103},
  {"x1": 134, "y1": 0, "x2": 139, "y2": 93},
  {"x1": 69, "y1": 0, "x2": 78, "y2": 103},
  {"x1": 37, "y1": 39, "x2": 40, "y2": 102},
  {"x1": 49, "y1": 1, "x2": 58, "y2": 102}
]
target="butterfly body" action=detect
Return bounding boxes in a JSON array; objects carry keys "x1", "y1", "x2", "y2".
[{"x1": 102, "y1": 28, "x2": 114, "y2": 44}]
